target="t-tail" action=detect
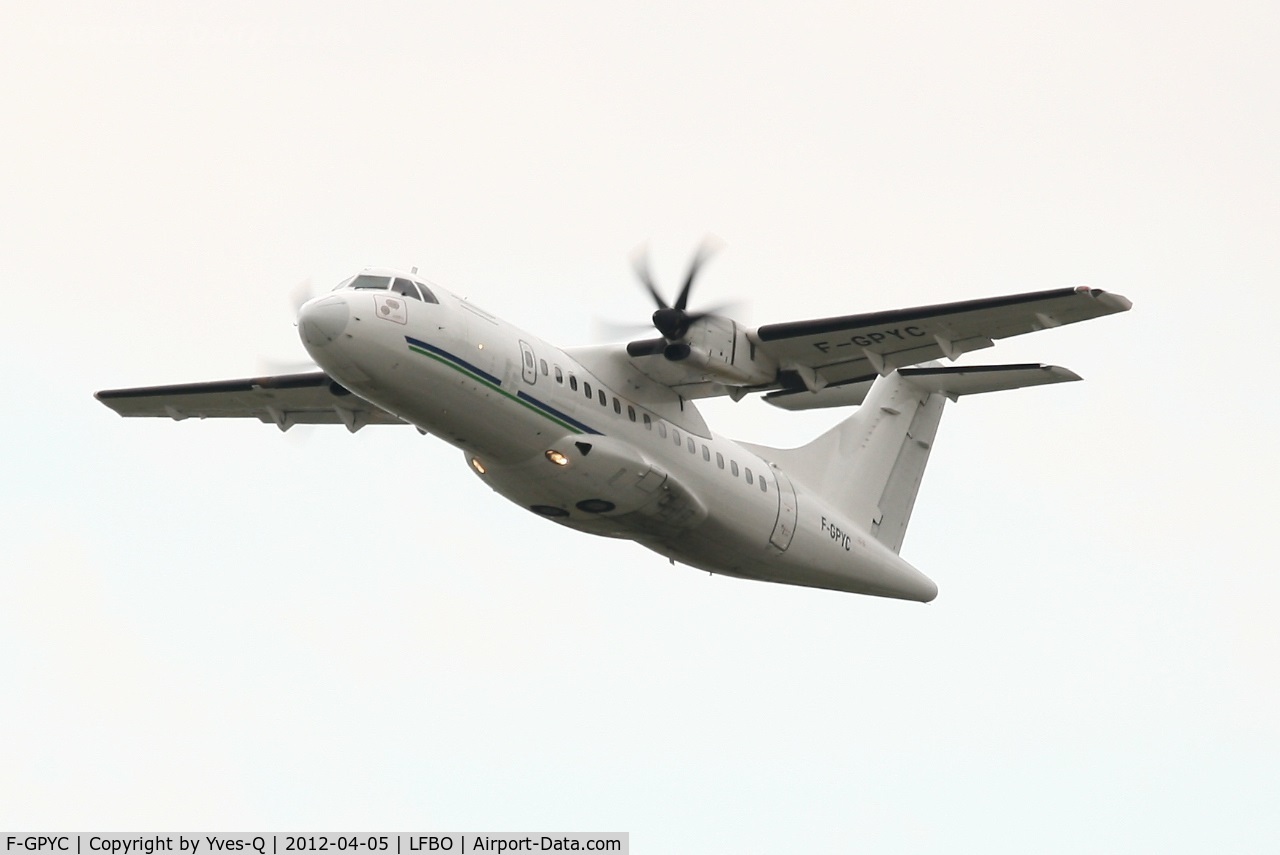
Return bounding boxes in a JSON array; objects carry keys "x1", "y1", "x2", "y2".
[{"x1": 757, "y1": 363, "x2": 1081, "y2": 555}]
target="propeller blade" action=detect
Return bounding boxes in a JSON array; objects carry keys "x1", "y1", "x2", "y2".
[
  {"x1": 631, "y1": 251, "x2": 669, "y2": 310},
  {"x1": 594, "y1": 317, "x2": 655, "y2": 341},
  {"x1": 625, "y1": 338, "x2": 668, "y2": 357},
  {"x1": 289, "y1": 278, "x2": 319, "y2": 314},
  {"x1": 683, "y1": 300, "x2": 741, "y2": 325},
  {"x1": 628, "y1": 239, "x2": 727, "y2": 342},
  {"x1": 272, "y1": 276, "x2": 326, "y2": 374},
  {"x1": 257, "y1": 356, "x2": 321, "y2": 375},
  {"x1": 674, "y1": 242, "x2": 716, "y2": 312}
]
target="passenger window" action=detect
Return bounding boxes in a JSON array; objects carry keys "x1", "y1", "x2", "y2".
[
  {"x1": 540, "y1": 359, "x2": 548, "y2": 376},
  {"x1": 687, "y1": 437, "x2": 696, "y2": 454},
  {"x1": 702, "y1": 445, "x2": 710, "y2": 462},
  {"x1": 523, "y1": 350, "x2": 534, "y2": 368},
  {"x1": 392, "y1": 278, "x2": 422, "y2": 300},
  {"x1": 760, "y1": 477, "x2": 768, "y2": 492},
  {"x1": 643, "y1": 413, "x2": 651, "y2": 429},
  {"x1": 599, "y1": 389, "x2": 607, "y2": 406},
  {"x1": 555, "y1": 366, "x2": 564, "y2": 383},
  {"x1": 672, "y1": 429, "x2": 681, "y2": 446},
  {"x1": 569, "y1": 375, "x2": 578, "y2": 391},
  {"x1": 731, "y1": 461, "x2": 739, "y2": 477},
  {"x1": 584, "y1": 381, "x2": 592, "y2": 398},
  {"x1": 658, "y1": 422, "x2": 666, "y2": 438},
  {"x1": 628, "y1": 405, "x2": 637, "y2": 422},
  {"x1": 716, "y1": 452, "x2": 724, "y2": 469},
  {"x1": 613, "y1": 398, "x2": 621, "y2": 414},
  {"x1": 745, "y1": 468, "x2": 754, "y2": 485}
]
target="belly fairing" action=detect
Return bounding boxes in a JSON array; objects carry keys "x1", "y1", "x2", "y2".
[{"x1": 470, "y1": 434, "x2": 708, "y2": 538}]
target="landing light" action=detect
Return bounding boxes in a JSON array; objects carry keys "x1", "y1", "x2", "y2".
[
  {"x1": 470, "y1": 457, "x2": 487, "y2": 475},
  {"x1": 545, "y1": 449, "x2": 569, "y2": 466}
]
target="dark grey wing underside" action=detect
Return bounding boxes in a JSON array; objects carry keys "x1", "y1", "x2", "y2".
[
  {"x1": 754, "y1": 286, "x2": 1132, "y2": 384},
  {"x1": 619, "y1": 285, "x2": 1130, "y2": 407},
  {"x1": 95, "y1": 372, "x2": 406, "y2": 432}
]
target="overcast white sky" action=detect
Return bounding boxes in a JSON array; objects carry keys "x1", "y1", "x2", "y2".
[{"x1": 3, "y1": 1, "x2": 1278, "y2": 851}]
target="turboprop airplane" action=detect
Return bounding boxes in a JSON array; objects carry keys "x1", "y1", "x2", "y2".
[{"x1": 96, "y1": 249, "x2": 1131, "y2": 602}]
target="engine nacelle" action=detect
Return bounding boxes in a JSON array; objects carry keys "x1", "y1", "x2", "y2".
[{"x1": 673, "y1": 316, "x2": 777, "y2": 386}]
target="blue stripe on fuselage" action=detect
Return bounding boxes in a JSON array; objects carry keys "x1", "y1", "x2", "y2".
[
  {"x1": 516, "y1": 391, "x2": 602, "y2": 436},
  {"x1": 405, "y1": 335, "x2": 602, "y2": 436},
  {"x1": 405, "y1": 336, "x2": 502, "y2": 386}
]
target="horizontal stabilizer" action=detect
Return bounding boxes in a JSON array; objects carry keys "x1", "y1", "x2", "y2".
[
  {"x1": 898, "y1": 363, "x2": 1080, "y2": 399},
  {"x1": 763, "y1": 377, "x2": 876, "y2": 411},
  {"x1": 763, "y1": 363, "x2": 1078, "y2": 410}
]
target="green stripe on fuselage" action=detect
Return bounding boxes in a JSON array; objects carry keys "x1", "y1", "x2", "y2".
[{"x1": 407, "y1": 344, "x2": 583, "y2": 435}]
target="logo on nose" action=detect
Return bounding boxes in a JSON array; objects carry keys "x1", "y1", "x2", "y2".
[{"x1": 373, "y1": 294, "x2": 407, "y2": 325}]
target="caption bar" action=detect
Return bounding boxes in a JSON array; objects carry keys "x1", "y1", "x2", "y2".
[{"x1": 3, "y1": 837, "x2": 627, "y2": 855}]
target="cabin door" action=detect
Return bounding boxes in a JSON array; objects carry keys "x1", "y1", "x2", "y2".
[
  {"x1": 519, "y1": 340, "x2": 537, "y2": 385},
  {"x1": 769, "y1": 468, "x2": 797, "y2": 551}
]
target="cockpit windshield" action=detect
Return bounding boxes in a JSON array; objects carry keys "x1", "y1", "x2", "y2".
[
  {"x1": 351, "y1": 274, "x2": 391, "y2": 290},
  {"x1": 390, "y1": 278, "x2": 423, "y2": 301},
  {"x1": 340, "y1": 273, "x2": 438, "y2": 303}
]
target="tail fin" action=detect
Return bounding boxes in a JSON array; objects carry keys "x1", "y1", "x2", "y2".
[{"x1": 750, "y1": 364, "x2": 1079, "y2": 553}]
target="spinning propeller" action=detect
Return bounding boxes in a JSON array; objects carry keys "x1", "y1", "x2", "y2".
[
  {"x1": 629, "y1": 242, "x2": 731, "y2": 360},
  {"x1": 257, "y1": 277, "x2": 324, "y2": 375}
]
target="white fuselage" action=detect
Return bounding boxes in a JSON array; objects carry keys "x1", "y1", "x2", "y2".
[{"x1": 298, "y1": 280, "x2": 937, "y2": 601}]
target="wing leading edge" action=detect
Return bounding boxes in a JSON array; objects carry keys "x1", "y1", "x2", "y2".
[
  {"x1": 622, "y1": 285, "x2": 1130, "y2": 404},
  {"x1": 95, "y1": 372, "x2": 405, "y2": 432},
  {"x1": 753, "y1": 285, "x2": 1130, "y2": 383}
]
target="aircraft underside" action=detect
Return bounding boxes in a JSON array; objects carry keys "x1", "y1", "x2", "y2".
[{"x1": 96, "y1": 258, "x2": 1130, "y2": 602}]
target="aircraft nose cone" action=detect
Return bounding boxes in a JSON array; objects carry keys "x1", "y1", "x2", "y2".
[{"x1": 299, "y1": 296, "x2": 349, "y2": 348}]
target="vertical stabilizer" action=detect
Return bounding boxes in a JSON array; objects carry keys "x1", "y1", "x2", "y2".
[
  {"x1": 745, "y1": 363, "x2": 1079, "y2": 554},
  {"x1": 868, "y1": 390, "x2": 945, "y2": 552},
  {"x1": 743, "y1": 372, "x2": 944, "y2": 553},
  {"x1": 808, "y1": 372, "x2": 944, "y2": 553}
]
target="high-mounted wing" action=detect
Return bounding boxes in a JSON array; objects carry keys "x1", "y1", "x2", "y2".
[
  {"x1": 623, "y1": 284, "x2": 1130, "y2": 405},
  {"x1": 95, "y1": 372, "x2": 406, "y2": 432},
  {"x1": 754, "y1": 285, "x2": 1131, "y2": 388}
]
